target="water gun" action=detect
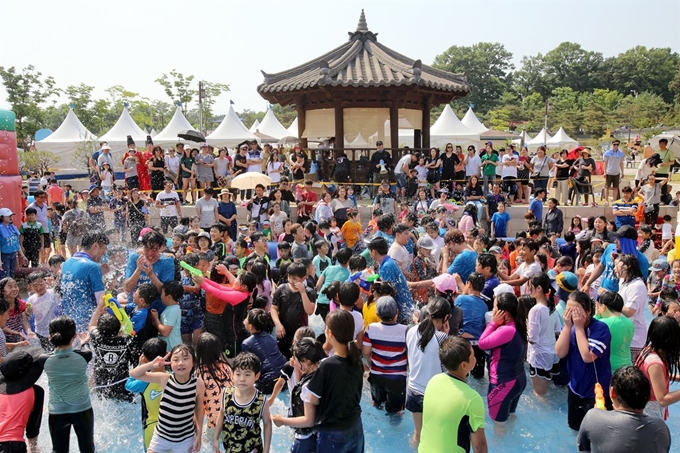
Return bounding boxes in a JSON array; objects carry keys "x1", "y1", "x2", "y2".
[
  {"x1": 103, "y1": 293, "x2": 134, "y2": 335},
  {"x1": 594, "y1": 383, "x2": 606, "y2": 410},
  {"x1": 180, "y1": 261, "x2": 203, "y2": 277}
]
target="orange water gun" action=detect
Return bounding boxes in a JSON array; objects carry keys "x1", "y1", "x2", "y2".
[{"x1": 594, "y1": 383, "x2": 606, "y2": 410}]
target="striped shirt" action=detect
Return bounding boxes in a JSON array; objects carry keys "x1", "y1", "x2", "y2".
[
  {"x1": 156, "y1": 374, "x2": 197, "y2": 442},
  {"x1": 363, "y1": 322, "x2": 408, "y2": 379}
]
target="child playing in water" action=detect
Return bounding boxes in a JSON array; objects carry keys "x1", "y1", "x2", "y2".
[
  {"x1": 25, "y1": 271, "x2": 61, "y2": 351},
  {"x1": 271, "y1": 337, "x2": 326, "y2": 451},
  {"x1": 125, "y1": 338, "x2": 168, "y2": 451},
  {"x1": 178, "y1": 253, "x2": 203, "y2": 346},
  {"x1": 195, "y1": 332, "x2": 233, "y2": 439},
  {"x1": 43, "y1": 316, "x2": 94, "y2": 453},
  {"x1": 213, "y1": 352, "x2": 272, "y2": 453},
  {"x1": 0, "y1": 298, "x2": 29, "y2": 360},
  {"x1": 242, "y1": 309, "x2": 287, "y2": 394},
  {"x1": 130, "y1": 344, "x2": 205, "y2": 453},
  {"x1": 150, "y1": 281, "x2": 184, "y2": 351},
  {"x1": 0, "y1": 277, "x2": 30, "y2": 343},
  {"x1": 126, "y1": 283, "x2": 159, "y2": 363}
]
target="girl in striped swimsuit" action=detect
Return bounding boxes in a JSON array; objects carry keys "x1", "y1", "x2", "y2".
[
  {"x1": 130, "y1": 344, "x2": 205, "y2": 453},
  {"x1": 479, "y1": 292, "x2": 528, "y2": 422}
]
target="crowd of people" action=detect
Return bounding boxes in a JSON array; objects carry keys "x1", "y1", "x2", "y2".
[{"x1": 0, "y1": 137, "x2": 678, "y2": 453}]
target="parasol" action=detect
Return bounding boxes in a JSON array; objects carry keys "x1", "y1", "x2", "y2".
[
  {"x1": 177, "y1": 130, "x2": 206, "y2": 143},
  {"x1": 230, "y1": 172, "x2": 272, "y2": 190}
]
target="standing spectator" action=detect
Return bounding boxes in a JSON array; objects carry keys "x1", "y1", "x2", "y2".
[
  {"x1": 501, "y1": 147, "x2": 519, "y2": 202},
  {"x1": 217, "y1": 190, "x2": 238, "y2": 241},
  {"x1": 245, "y1": 141, "x2": 263, "y2": 199},
  {"x1": 394, "y1": 152, "x2": 416, "y2": 201},
  {"x1": 155, "y1": 179, "x2": 182, "y2": 235},
  {"x1": 147, "y1": 146, "x2": 167, "y2": 197},
  {"x1": 46, "y1": 179, "x2": 64, "y2": 207},
  {"x1": 603, "y1": 140, "x2": 625, "y2": 203},
  {"x1": 266, "y1": 151, "x2": 283, "y2": 185},
  {"x1": 122, "y1": 136, "x2": 145, "y2": 190},
  {"x1": 573, "y1": 148, "x2": 596, "y2": 205},
  {"x1": 419, "y1": 336, "x2": 487, "y2": 453},
  {"x1": 464, "y1": 145, "x2": 482, "y2": 179},
  {"x1": 529, "y1": 188, "x2": 545, "y2": 221},
  {"x1": 27, "y1": 173, "x2": 40, "y2": 196},
  {"x1": 554, "y1": 150, "x2": 572, "y2": 205},
  {"x1": 60, "y1": 232, "x2": 109, "y2": 332},
  {"x1": 369, "y1": 141, "x2": 392, "y2": 195},
  {"x1": 485, "y1": 183, "x2": 505, "y2": 229},
  {"x1": 440, "y1": 143, "x2": 460, "y2": 192},
  {"x1": 164, "y1": 146, "x2": 181, "y2": 185},
  {"x1": 27, "y1": 190, "x2": 50, "y2": 265},
  {"x1": 612, "y1": 186, "x2": 637, "y2": 228},
  {"x1": 652, "y1": 138, "x2": 677, "y2": 180},
  {"x1": 543, "y1": 198, "x2": 564, "y2": 236},
  {"x1": 529, "y1": 146, "x2": 553, "y2": 194},
  {"x1": 368, "y1": 237, "x2": 413, "y2": 323},
  {"x1": 639, "y1": 175, "x2": 668, "y2": 227},
  {"x1": 577, "y1": 366, "x2": 670, "y2": 453},
  {"x1": 480, "y1": 144, "x2": 499, "y2": 196},
  {"x1": 490, "y1": 202, "x2": 510, "y2": 239},
  {"x1": 195, "y1": 188, "x2": 218, "y2": 232},
  {"x1": 426, "y1": 148, "x2": 442, "y2": 199},
  {"x1": 195, "y1": 144, "x2": 215, "y2": 190},
  {"x1": 248, "y1": 184, "x2": 269, "y2": 226},
  {"x1": 179, "y1": 145, "x2": 197, "y2": 204}
]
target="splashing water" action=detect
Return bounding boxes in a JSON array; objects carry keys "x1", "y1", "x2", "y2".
[{"x1": 29, "y1": 309, "x2": 680, "y2": 451}]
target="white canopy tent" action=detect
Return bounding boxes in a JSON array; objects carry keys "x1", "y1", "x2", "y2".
[
  {"x1": 461, "y1": 107, "x2": 488, "y2": 134},
  {"x1": 286, "y1": 117, "x2": 299, "y2": 138},
  {"x1": 36, "y1": 108, "x2": 98, "y2": 173},
  {"x1": 152, "y1": 107, "x2": 194, "y2": 146},
  {"x1": 511, "y1": 130, "x2": 532, "y2": 145},
  {"x1": 206, "y1": 106, "x2": 257, "y2": 148},
  {"x1": 249, "y1": 119, "x2": 260, "y2": 133},
  {"x1": 257, "y1": 109, "x2": 289, "y2": 140},
  {"x1": 150, "y1": 128, "x2": 158, "y2": 138},
  {"x1": 98, "y1": 106, "x2": 148, "y2": 152},
  {"x1": 430, "y1": 105, "x2": 480, "y2": 148},
  {"x1": 546, "y1": 127, "x2": 578, "y2": 148},
  {"x1": 527, "y1": 128, "x2": 553, "y2": 148}
]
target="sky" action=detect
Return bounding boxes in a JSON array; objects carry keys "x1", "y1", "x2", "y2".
[{"x1": 1, "y1": 0, "x2": 678, "y2": 117}]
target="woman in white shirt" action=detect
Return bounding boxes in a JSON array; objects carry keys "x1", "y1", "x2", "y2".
[
  {"x1": 164, "y1": 147, "x2": 181, "y2": 184},
  {"x1": 615, "y1": 253, "x2": 649, "y2": 363},
  {"x1": 266, "y1": 152, "x2": 283, "y2": 184},
  {"x1": 213, "y1": 147, "x2": 231, "y2": 186}
]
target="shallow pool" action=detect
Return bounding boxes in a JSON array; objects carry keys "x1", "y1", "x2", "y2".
[{"x1": 31, "y1": 311, "x2": 680, "y2": 452}]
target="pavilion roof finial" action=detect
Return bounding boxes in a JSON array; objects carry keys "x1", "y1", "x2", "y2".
[{"x1": 356, "y1": 9, "x2": 368, "y2": 33}]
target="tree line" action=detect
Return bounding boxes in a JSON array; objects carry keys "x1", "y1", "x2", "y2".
[
  {"x1": 2, "y1": 41, "x2": 679, "y2": 145},
  {"x1": 432, "y1": 42, "x2": 680, "y2": 138}
]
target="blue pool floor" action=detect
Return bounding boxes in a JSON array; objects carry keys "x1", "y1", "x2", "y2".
[{"x1": 32, "y1": 311, "x2": 680, "y2": 452}]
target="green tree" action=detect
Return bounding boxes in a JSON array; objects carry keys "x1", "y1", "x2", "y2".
[
  {"x1": 19, "y1": 149, "x2": 60, "y2": 174},
  {"x1": 0, "y1": 65, "x2": 59, "y2": 141},
  {"x1": 432, "y1": 42, "x2": 514, "y2": 113},
  {"x1": 603, "y1": 47, "x2": 679, "y2": 103},
  {"x1": 63, "y1": 84, "x2": 111, "y2": 135},
  {"x1": 513, "y1": 54, "x2": 550, "y2": 99},
  {"x1": 580, "y1": 89, "x2": 624, "y2": 137},
  {"x1": 542, "y1": 43, "x2": 604, "y2": 94},
  {"x1": 239, "y1": 109, "x2": 262, "y2": 129},
  {"x1": 615, "y1": 92, "x2": 669, "y2": 130},
  {"x1": 669, "y1": 61, "x2": 680, "y2": 104},
  {"x1": 200, "y1": 81, "x2": 230, "y2": 130},
  {"x1": 272, "y1": 104, "x2": 296, "y2": 128},
  {"x1": 547, "y1": 87, "x2": 582, "y2": 134},
  {"x1": 155, "y1": 70, "x2": 196, "y2": 114}
]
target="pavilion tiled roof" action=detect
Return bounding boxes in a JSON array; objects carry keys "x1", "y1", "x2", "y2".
[{"x1": 258, "y1": 10, "x2": 470, "y2": 96}]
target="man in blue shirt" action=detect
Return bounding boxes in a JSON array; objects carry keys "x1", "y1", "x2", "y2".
[
  {"x1": 446, "y1": 229, "x2": 477, "y2": 284},
  {"x1": 123, "y1": 230, "x2": 176, "y2": 313},
  {"x1": 612, "y1": 186, "x2": 637, "y2": 228},
  {"x1": 60, "y1": 232, "x2": 109, "y2": 332},
  {"x1": 603, "y1": 140, "x2": 625, "y2": 203},
  {"x1": 368, "y1": 237, "x2": 413, "y2": 323},
  {"x1": 582, "y1": 225, "x2": 648, "y2": 294},
  {"x1": 529, "y1": 188, "x2": 545, "y2": 222}
]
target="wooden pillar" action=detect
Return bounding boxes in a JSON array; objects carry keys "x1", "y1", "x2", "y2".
[
  {"x1": 422, "y1": 98, "x2": 431, "y2": 149},
  {"x1": 335, "y1": 106, "x2": 344, "y2": 150},
  {"x1": 389, "y1": 103, "x2": 399, "y2": 160},
  {"x1": 295, "y1": 100, "x2": 307, "y2": 148}
]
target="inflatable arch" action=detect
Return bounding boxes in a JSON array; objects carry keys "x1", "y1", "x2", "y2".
[{"x1": 0, "y1": 108, "x2": 24, "y2": 228}]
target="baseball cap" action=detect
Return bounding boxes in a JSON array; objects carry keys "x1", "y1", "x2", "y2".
[
  {"x1": 376, "y1": 296, "x2": 398, "y2": 321},
  {"x1": 493, "y1": 283, "x2": 515, "y2": 297},
  {"x1": 650, "y1": 259, "x2": 670, "y2": 272},
  {"x1": 417, "y1": 236, "x2": 436, "y2": 250},
  {"x1": 0, "y1": 208, "x2": 14, "y2": 217},
  {"x1": 556, "y1": 271, "x2": 578, "y2": 293},
  {"x1": 489, "y1": 246, "x2": 503, "y2": 255},
  {"x1": 88, "y1": 184, "x2": 100, "y2": 192},
  {"x1": 485, "y1": 141, "x2": 493, "y2": 145},
  {"x1": 610, "y1": 225, "x2": 638, "y2": 241},
  {"x1": 200, "y1": 143, "x2": 209, "y2": 148},
  {"x1": 433, "y1": 274, "x2": 457, "y2": 294}
]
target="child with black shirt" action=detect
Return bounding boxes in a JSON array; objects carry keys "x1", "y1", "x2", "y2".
[
  {"x1": 209, "y1": 223, "x2": 227, "y2": 261},
  {"x1": 87, "y1": 306, "x2": 134, "y2": 402},
  {"x1": 276, "y1": 242, "x2": 292, "y2": 270},
  {"x1": 271, "y1": 262, "x2": 316, "y2": 359}
]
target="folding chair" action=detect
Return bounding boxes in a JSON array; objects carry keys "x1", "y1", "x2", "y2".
[{"x1": 569, "y1": 177, "x2": 596, "y2": 206}]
